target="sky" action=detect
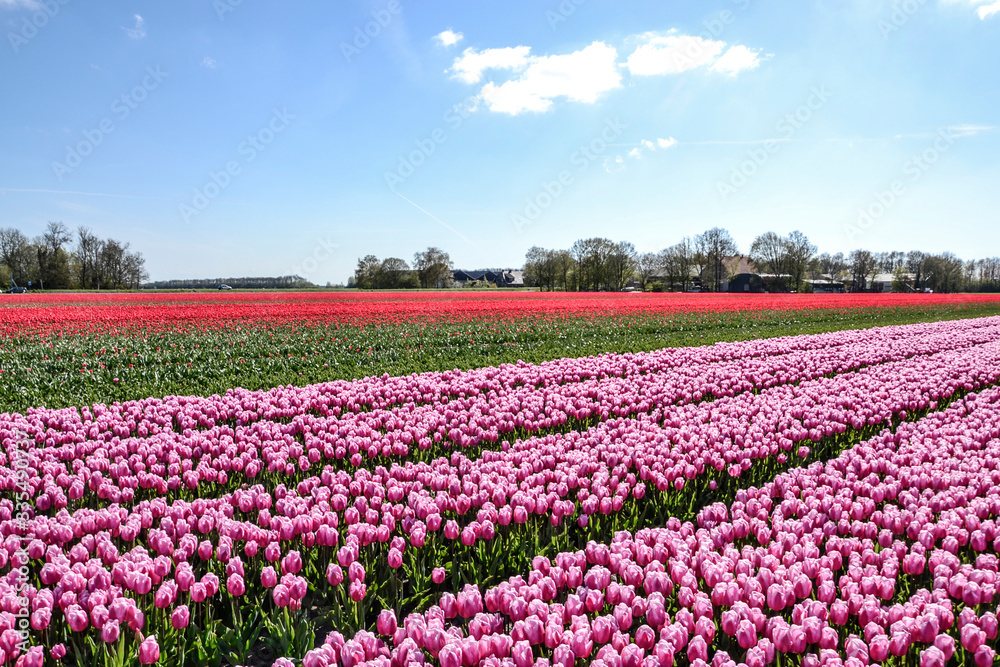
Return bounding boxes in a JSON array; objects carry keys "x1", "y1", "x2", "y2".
[{"x1": 1, "y1": 0, "x2": 998, "y2": 285}]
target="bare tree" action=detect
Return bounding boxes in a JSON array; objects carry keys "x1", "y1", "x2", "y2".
[
  {"x1": 635, "y1": 252, "x2": 661, "y2": 291},
  {"x1": 695, "y1": 227, "x2": 739, "y2": 292},
  {"x1": 749, "y1": 231, "x2": 791, "y2": 290},
  {"x1": 606, "y1": 241, "x2": 637, "y2": 291},
  {"x1": 849, "y1": 249, "x2": 876, "y2": 292},
  {"x1": 76, "y1": 226, "x2": 103, "y2": 289},
  {"x1": 0, "y1": 228, "x2": 31, "y2": 286},
  {"x1": 785, "y1": 230, "x2": 817, "y2": 292}
]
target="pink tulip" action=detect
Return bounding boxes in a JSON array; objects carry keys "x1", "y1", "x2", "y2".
[
  {"x1": 377, "y1": 610, "x2": 398, "y2": 636},
  {"x1": 101, "y1": 619, "x2": 120, "y2": 643},
  {"x1": 227, "y1": 574, "x2": 245, "y2": 597},
  {"x1": 171, "y1": 605, "x2": 190, "y2": 630},
  {"x1": 138, "y1": 635, "x2": 160, "y2": 665}
]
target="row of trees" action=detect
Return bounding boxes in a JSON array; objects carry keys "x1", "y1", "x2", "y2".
[
  {"x1": 0, "y1": 223, "x2": 148, "y2": 290},
  {"x1": 144, "y1": 276, "x2": 311, "y2": 289},
  {"x1": 351, "y1": 248, "x2": 454, "y2": 289},
  {"x1": 524, "y1": 228, "x2": 747, "y2": 293},
  {"x1": 523, "y1": 228, "x2": 999, "y2": 293}
]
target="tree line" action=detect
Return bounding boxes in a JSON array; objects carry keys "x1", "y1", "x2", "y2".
[
  {"x1": 143, "y1": 276, "x2": 311, "y2": 290},
  {"x1": 350, "y1": 247, "x2": 455, "y2": 289},
  {"x1": 522, "y1": 228, "x2": 1000, "y2": 293},
  {"x1": 0, "y1": 222, "x2": 148, "y2": 290}
]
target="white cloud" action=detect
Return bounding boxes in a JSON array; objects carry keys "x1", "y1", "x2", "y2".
[
  {"x1": 434, "y1": 29, "x2": 464, "y2": 47},
  {"x1": 477, "y1": 42, "x2": 622, "y2": 115},
  {"x1": 202, "y1": 57, "x2": 217, "y2": 69},
  {"x1": 625, "y1": 137, "x2": 678, "y2": 161},
  {"x1": 711, "y1": 45, "x2": 765, "y2": 76},
  {"x1": 450, "y1": 32, "x2": 765, "y2": 115},
  {"x1": 941, "y1": 0, "x2": 1000, "y2": 18},
  {"x1": 122, "y1": 14, "x2": 146, "y2": 39},
  {"x1": 978, "y1": 1, "x2": 1000, "y2": 17},
  {"x1": 450, "y1": 46, "x2": 531, "y2": 84},
  {"x1": 625, "y1": 30, "x2": 765, "y2": 77},
  {"x1": 625, "y1": 30, "x2": 726, "y2": 75}
]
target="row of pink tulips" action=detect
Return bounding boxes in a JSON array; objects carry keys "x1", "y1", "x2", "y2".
[
  {"x1": 280, "y1": 382, "x2": 1000, "y2": 667},
  {"x1": 4, "y1": 318, "x2": 999, "y2": 514}
]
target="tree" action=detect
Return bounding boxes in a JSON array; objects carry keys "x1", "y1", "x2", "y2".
[
  {"x1": 35, "y1": 222, "x2": 73, "y2": 290},
  {"x1": 848, "y1": 249, "x2": 876, "y2": 292},
  {"x1": 376, "y1": 257, "x2": 412, "y2": 289},
  {"x1": 523, "y1": 247, "x2": 559, "y2": 291},
  {"x1": 413, "y1": 247, "x2": 453, "y2": 288},
  {"x1": 818, "y1": 252, "x2": 848, "y2": 282},
  {"x1": 570, "y1": 238, "x2": 615, "y2": 291},
  {"x1": 606, "y1": 241, "x2": 637, "y2": 291},
  {"x1": 695, "y1": 227, "x2": 739, "y2": 292},
  {"x1": 122, "y1": 250, "x2": 149, "y2": 289},
  {"x1": 635, "y1": 252, "x2": 661, "y2": 291},
  {"x1": 749, "y1": 232, "x2": 790, "y2": 291},
  {"x1": 906, "y1": 251, "x2": 927, "y2": 290},
  {"x1": 354, "y1": 255, "x2": 382, "y2": 290},
  {"x1": 785, "y1": 231, "x2": 817, "y2": 292},
  {"x1": 76, "y1": 226, "x2": 102, "y2": 289},
  {"x1": 923, "y1": 253, "x2": 964, "y2": 293},
  {"x1": 0, "y1": 228, "x2": 31, "y2": 287},
  {"x1": 553, "y1": 250, "x2": 575, "y2": 291}
]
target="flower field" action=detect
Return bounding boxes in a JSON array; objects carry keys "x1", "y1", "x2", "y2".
[
  {"x1": 3, "y1": 294, "x2": 1000, "y2": 666},
  {"x1": 3, "y1": 291, "x2": 1000, "y2": 414}
]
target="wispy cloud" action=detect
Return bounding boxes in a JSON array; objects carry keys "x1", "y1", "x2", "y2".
[
  {"x1": 0, "y1": 187, "x2": 144, "y2": 199},
  {"x1": 450, "y1": 46, "x2": 531, "y2": 85},
  {"x1": 202, "y1": 56, "x2": 218, "y2": 69},
  {"x1": 947, "y1": 124, "x2": 995, "y2": 137},
  {"x1": 0, "y1": 0, "x2": 41, "y2": 9},
  {"x1": 122, "y1": 14, "x2": 147, "y2": 40}
]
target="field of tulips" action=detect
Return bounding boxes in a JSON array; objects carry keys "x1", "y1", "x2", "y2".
[
  {"x1": 3, "y1": 291, "x2": 1000, "y2": 413},
  {"x1": 4, "y1": 309, "x2": 1000, "y2": 666}
]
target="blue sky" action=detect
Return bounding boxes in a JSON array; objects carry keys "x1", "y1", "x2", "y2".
[{"x1": 1, "y1": 0, "x2": 997, "y2": 284}]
